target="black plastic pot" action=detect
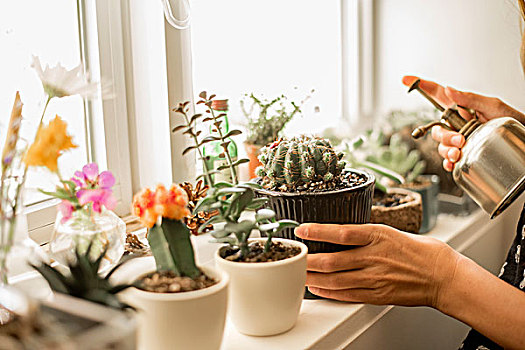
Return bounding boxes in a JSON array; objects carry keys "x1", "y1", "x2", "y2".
[{"x1": 255, "y1": 170, "x2": 375, "y2": 254}]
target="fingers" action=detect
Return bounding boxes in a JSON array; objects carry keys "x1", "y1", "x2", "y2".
[
  {"x1": 306, "y1": 269, "x2": 373, "y2": 290},
  {"x1": 307, "y1": 287, "x2": 378, "y2": 303},
  {"x1": 295, "y1": 223, "x2": 380, "y2": 246},
  {"x1": 438, "y1": 144, "x2": 461, "y2": 163},
  {"x1": 443, "y1": 159, "x2": 454, "y2": 172},
  {"x1": 431, "y1": 126, "x2": 465, "y2": 148},
  {"x1": 306, "y1": 249, "x2": 371, "y2": 272},
  {"x1": 402, "y1": 76, "x2": 453, "y2": 108}
]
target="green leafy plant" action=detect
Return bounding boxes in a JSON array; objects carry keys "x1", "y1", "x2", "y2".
[
  {"x1": 32, "y1": 243, "x2": 133, "y2": 310},
  {"x1": 173, "y1": 92, "x2": 249, "y2": 185},
  {"x1": 241, "y1": 91, "x2": 313, "y2": 147},
  {"x1": 172, "y1": 92, "x2": 299, "y2": 259},
  {"x1": 344, "y1": 130, "x2": 426, "y2": 192},
  {"x1": 255, "y1": 136, "x2": 346, "y2": 190}
]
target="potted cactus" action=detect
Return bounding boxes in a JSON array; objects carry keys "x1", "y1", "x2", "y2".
[
  {"x1": 170, "y1": 92, "x2": 307, "y2": 336},
  {"x1": 255, "y1": 136, "x2": 375, "y2": 254},
  {"x1": 111, "y1": 182, "x2": 229, "y2": 350},
  {"x1": 241, "y1": 91, "x2": 312, "y2": 179}
]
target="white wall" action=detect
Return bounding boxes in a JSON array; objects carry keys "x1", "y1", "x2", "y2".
[{"x1": 374, "y1": 0, "x2": 525, "y2": 114}]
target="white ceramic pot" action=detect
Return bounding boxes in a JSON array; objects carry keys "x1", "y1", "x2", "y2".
[
  {"x1": 215, "y1": 238, "x2": 307, "y2": 336},
  {"x1": 115, "y1": 257, "x2": 229, "y2": 350}
]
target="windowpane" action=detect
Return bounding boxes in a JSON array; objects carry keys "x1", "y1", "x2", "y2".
[
  {"x1": 190, "y1": 0, "x2": 342, "y2": 136},
  {"x1": 0, "y1": 1, "x2": 89, "y2": 205}
]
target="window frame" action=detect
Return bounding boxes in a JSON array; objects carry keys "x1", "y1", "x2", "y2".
[{"x1": 26, "y1": 0, "x2": 133, "y2": 244}]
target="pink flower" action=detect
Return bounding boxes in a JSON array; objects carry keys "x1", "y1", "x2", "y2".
[
  {"x1": 58, "y1": 200, "x2": 74, "y2": 223},
  {"x1": 98, "y1": 171, "x2": 115, "y2": 189},
  {"x1": 71, "y1": 163, "x2": 115, "y2": 190},
  {"x1": 82, "y1": 163, "x2": 99, "y2": 182},
  {"x1": 77, "y1": 188, "x2": 117, "y2": 213}
]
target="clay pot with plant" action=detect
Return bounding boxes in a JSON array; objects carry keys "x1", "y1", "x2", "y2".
[
  {"x1": 240, "y1": 91, "x2": 312, "y2": 179},
  {"x1": 254, "y1": 136, "x2": 375, "y2": 255},
  {"x1": 115, "y1": 183, "x2": 229, "y2": 350},
  {"x1": 167, "y1": 92, "x2": 306, "y2": 337},
  {"x1": 344, "y1": 132, "x2": 426, "y2": 233}
]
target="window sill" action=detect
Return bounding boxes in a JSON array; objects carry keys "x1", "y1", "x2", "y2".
[{"x1": 10, "y1": 200, "x2": 521, "y2": 349}]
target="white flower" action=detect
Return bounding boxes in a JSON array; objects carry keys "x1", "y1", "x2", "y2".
[{"x1": 31, "y1": 56, "x2": 100, "y2": 99}]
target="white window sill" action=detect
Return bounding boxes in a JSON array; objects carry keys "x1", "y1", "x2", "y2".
[{"x1": 9, "y1": 200, "x2": 522, "y2": 349}]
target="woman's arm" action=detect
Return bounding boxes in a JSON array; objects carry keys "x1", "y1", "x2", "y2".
[
  {"x1": 295, "y1": 224, "x2": 525, "y2": 349},
  {"x1": 439, "y1": 254, "x2": 525, "y2": 349}
]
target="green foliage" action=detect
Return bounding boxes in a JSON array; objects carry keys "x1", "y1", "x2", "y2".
[
  {"x1": 147, "y1": 219, "x2": 200, "y2": 278},
  {"x1": 344, "y1": 129, "x2": 426, "y2": 191},
  {"x1": 32, "y1": 243, "x2": 134, "y2": 310},
  {"x1": 241, "y1": 91, "x2": 313, "y2": 146},
  {"x1": 172, "y1": 91, "x2": 298, "y2": 260},
  {"x1": 195, "y1": 182, "x2": 298, "y2": 258},
  {"x1": 172, "y1": 92, "x2": 249, "y2": 185},
  {"x1": 256, "y1": 136, "x2": 346, "y2": 189}
]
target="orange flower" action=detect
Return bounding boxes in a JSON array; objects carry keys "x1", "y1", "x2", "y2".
[
  {"x1": 24, "y1": 115, "x2": 77, "y2": 172},
  {"x1": 132, "y1": 183, "x2": 190, "y2": 228}
]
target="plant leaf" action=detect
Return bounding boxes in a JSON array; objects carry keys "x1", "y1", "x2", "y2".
[
  {"x1": 172, "y1": 124, "x2": 187, "y2": 132},
  {"x1": 224, "y1": 129, "x2": 242, "y2": 138},
  {"x1": 245, "y1": 197, "x2": 268, "y2": 210},
  {"x1": 255, "y1": 208, "x2": 275, "y2": 221},
  {"x1": 182, "y1": 145, "x2": 198, "y2": 156}
]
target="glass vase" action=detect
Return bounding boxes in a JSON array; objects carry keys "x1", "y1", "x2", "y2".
[{"x1": 49, "y1": 208, "x2": 125, "y2": 273}]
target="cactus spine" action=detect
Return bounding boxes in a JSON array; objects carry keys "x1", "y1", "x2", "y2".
[{"x1": 256, "y1": 136, "x2": 346, "y2": 189}]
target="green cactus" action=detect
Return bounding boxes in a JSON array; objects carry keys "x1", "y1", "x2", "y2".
[
  {"x1": 147, "y1": 219, "x2": 200, "y2": 279},
  {"x1": 256, "y1": 136, "x2": 346, "y2": 189}
]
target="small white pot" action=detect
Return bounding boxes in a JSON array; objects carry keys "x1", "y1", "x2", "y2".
[
  {"x1": 115, "y1": 257, "x2": 229, "y2": 350},
  {"x1": 215, "y1": 238, "x2": 307, "y2": 336}
]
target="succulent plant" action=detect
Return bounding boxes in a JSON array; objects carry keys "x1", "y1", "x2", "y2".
[
  {"x1": 344, "y1": 130, "x2": 425, "y2": 192},
  {"x1": 32, "y1": 243, "x2": 134, "y2": 310},
  {"x1": 255, "y1": 136, "x2": 346, "y2": 190},
  {"x1": 363, "y1": 133, "x2": 426, "y2": 184}
]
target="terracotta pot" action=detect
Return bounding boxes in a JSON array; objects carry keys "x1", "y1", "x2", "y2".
[
  {"x1": 215, "y1": 238, "x2": 307, "y2": 336},
  {"x1": 116, "y1": 257, "x2": 229, "y2": 350},
  {"x1": 371, "y1": 188, "x2": 423, "y2": 233},
  {"x1": 255, "y1": 169, "x2": 375, "y2": 254},
  {"x1": 244, "y1": 142, "x2": 263, "y2": 179}
]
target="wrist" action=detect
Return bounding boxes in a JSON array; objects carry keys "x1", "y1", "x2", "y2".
[
  {"x1": 429, "y1": 243, "x2": 463, "y2": 311},
  {"x1": 433, "y1": 249, "x2": 472, "y2": 315}
]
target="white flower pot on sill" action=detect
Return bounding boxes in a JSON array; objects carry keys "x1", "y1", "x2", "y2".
[
  {"x1": 114, "y1": 257, "x2": 229, "y2": 350},
  {"x1": 215, "y1": 238, "x2": 307, "y2": 336}
]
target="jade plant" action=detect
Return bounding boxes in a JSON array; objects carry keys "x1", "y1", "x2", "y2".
[
  {"x1": 171, "y1": 92, "x2": 298, "y2": 260},
  {"x1": 241, "y1": 91, "x2": 313, "y2": 147},
  {"x1": 255, "y1": 136, "x2": 346, "y2": 191},
  {"x1": 32, "y1": 243, "x2": 134, "y2": 310}
]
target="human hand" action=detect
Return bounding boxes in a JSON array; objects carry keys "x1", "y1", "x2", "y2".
[
  {"x1": 402, "y1": 76, "x2": 525, "y2": 172},
  {"x1": 295, "y1": 223, "x2": 461, "y2": 308}
]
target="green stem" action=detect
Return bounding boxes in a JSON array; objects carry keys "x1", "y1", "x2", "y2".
[
  {"x1": 264, "y1": 232, "x2": 272, "y2": 253},
  {"x1": 181, "y1": 111, "x2": 214, "y2": 186},
  {"x1": 39, "y1": 95, "x2": 52, "y2": 126},
  {"x1": 209, "y1": 107, "x2": 238, "y2": 184}
]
